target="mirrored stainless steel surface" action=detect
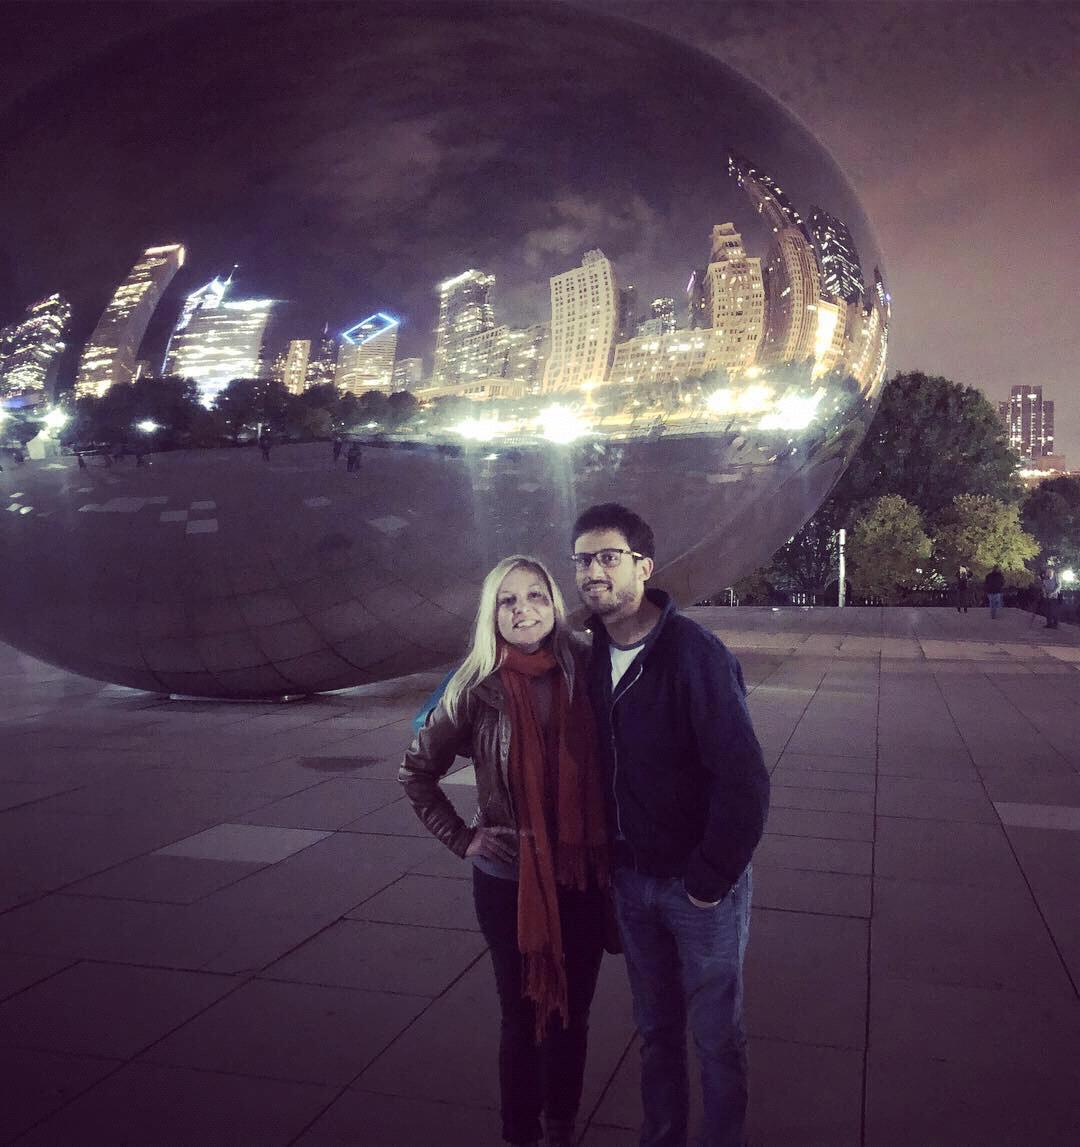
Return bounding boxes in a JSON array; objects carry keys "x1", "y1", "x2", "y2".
[{"x1": 0, "y1": 2, "x2": 888, "y2": 696}]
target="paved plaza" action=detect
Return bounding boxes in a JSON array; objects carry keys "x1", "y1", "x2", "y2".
[{"x1": 1, "y1": 606, "x2": 1079, "y2": 1145}]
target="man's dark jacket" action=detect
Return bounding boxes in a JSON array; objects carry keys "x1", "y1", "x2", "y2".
[{"x1": 587, "y1": 589, "x2": 770, "y2": 902}]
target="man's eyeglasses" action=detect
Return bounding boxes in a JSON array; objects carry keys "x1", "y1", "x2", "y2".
[{"x1": 571, "y1": 548, "x2": 644, "y2": 571}]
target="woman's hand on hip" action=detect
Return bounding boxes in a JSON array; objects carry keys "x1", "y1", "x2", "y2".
[{"x1": 465, "y1": 826, "x2": 518, "y2": 864}]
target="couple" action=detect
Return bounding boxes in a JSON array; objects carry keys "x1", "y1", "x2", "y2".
[{"x1": 400, "y1": 503, "x2": 770, "y2": 1147}]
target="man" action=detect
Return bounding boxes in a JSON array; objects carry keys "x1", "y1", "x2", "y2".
[
  {"x1": 572, "y1": 502, "x2": 769, "y2": 1147},
  {"x1": 1040, "y1": 568, "x2": 1060, "y2": 629},
  {"x1": 984, "y1": 566, "x2": 1005, "y2": 619}
]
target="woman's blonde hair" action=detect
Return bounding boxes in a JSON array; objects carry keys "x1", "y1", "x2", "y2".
[{"x1": 442, "y1": 555, "x2": 577, "y2": 721}]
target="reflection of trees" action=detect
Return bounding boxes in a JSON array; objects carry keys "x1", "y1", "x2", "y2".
[{"x1": 61, "y1": 376, "x2": 423, "y2": 450}]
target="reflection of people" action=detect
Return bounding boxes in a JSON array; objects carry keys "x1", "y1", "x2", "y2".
[
  {"x1": 985, "y1": 565, "x2": 1005, "y2": 619},
  {"x1": 400, "y1": 556, "x2": 609, "y2": 1147},
  {"x1": 572, "y1": 503, "x2": 769, "y2": 1147},
  {"x1": 955, "y1": 565, "x2": 971, "y2": 613},
  {"x1": 1040, "y1": 568, "x2": 1060, "y2": 629},
  {"x1": 346, "y1": 442, "x2": 361, "y2": 472},
  {"x1": 332, "y1": 437, "x2": 344, "y2": 463}
]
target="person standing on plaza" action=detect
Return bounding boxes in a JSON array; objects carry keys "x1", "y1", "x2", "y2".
[
  {"x1": 400, "y1": 556, "x2": 610, "y2": 1147},
  {"x1": 571, "y1": 502, "x2": 770, "y2": 1147},
  {"x1": 1039, "y1": 567, "x2": 1060, "y2": 629},
  {"x1": 955, "y1": 565, "x2": 971, "y2": 613},
  {"x1": 984, "y1": 565, "x2": 1005, "y2": 619}
]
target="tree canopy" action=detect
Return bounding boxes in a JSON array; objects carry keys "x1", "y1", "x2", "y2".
[
  {"x1": 847, "y1": 495, "x2": 932, "y2": 603},
  {"x1": 831, "y1": 371, "x2": 1021, "y2": 520},
  {"x1": 1021, "y1": 476, "x2": 1080, "y2": 571},
  {"x1": 933, "y1": 494, "x2": 1039, "y2": 583}
]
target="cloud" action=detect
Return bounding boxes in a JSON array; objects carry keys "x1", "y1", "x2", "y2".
[{"x1": 521, "y1": 193, "x2": 663, "y2": 268}]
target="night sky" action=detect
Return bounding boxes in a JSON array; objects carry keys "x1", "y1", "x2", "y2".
[{"x1": 1, "y1": 1, "x2": 1076, "y2": 453}]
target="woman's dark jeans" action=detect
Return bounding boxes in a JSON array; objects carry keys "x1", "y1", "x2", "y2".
[{"x1": 472, "y1": 866, "x2": 606, "y2": 1146}]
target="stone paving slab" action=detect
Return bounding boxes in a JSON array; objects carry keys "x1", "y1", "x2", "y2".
[{"x1": 1, "y1": 606, "x2": 1078, "y2": 1144}]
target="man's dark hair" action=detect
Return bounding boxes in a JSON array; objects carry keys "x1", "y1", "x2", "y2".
[{"x1": 572, "y1": 502, "x2": 655, "y2": 559}]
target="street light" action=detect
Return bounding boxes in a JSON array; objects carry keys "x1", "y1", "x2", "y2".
[
  {"x1": 136, "y1": 419, "x2": 161, "y2": 434},
  {"x1": 42, "y1": 408, "x2": 69, "y2": 433},
  {"x1": 1061, "y1": 569, "x2": 1076, "y2": 585}
]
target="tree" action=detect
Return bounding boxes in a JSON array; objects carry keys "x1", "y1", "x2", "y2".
[
  {"x1": 212, "y1": 378, "x2": 291, "y2": 443},
  {"x1": 1022, "y1": 476, "x2": 1080, "y2": 571},
  {"x1": 847, "y1": 495, "x2": 932, "y2": 603},
  {"x1": 933, "y1": 494, "x2": 1039, "y2": 583},
  {"x1": 831, "y1": 371, "x2": 1021, "y2": 520},
  {"x1": 766, "y1": 503, "x2": 841, "y2": 596}
]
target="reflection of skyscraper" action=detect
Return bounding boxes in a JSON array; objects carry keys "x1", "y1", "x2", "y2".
[
  {"x1": 703, "y1": 224, "x2": 764, "y2": 372},
  {"x1": 306, "y1": 326, "x2": 338, "y2": 389},
  {"x1": 433, "y1": 269, "x2": 495, "y2": 385},
  {"x1": 686, "y1": 270, "x2": 708, "y2": 330},
  {"x1": 807, "y1": 206, "x2": 864, "y2": 304},
  {"x1": 728, "y1": 154, "x2": 819, "y2": 366},
  {"x1": 164, "y1": 278, "x2": 274, "y2": 404},
  {"x1": 392, "y1": 357, "x2": 424, "y2": 391},
  {"x1": 609, "y1": 328, "x2": 733, "y2": 387},
  {"x1": 617, "y1": 286, "x2": 638, "y2": 342},
  {"x1": 336, "y1": 313, "x2": 399, "y2": 395},
  {"x1": 635, "y1": 297, "x2": 676, "y2": 338},
  {"x1": 0, "y1": 293, "x2": 71, "y2": 396},
  {"x1": 999, "y1": 385, "x2": 1054, "y2": 460},
  {"x1": 849, "y1": 267, "x2": 890, "y2": 393},
  {"x1": 544, "y1": 249, "x2": 618, "y2": 391},
  {"x1": 282, "y1": 339, "x2": 311, "y2": 395},
  {"x1": 76, "y1": 243, "x2": 185, "y2": 397}
]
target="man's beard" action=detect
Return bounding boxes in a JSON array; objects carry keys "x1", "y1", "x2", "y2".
[{"x1": 580, "y1": 580, "x2": 636, "y2": 617}]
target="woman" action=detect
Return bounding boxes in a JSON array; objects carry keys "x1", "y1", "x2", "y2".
[{"x1": 400, "y1": 556, "x2": 609, "y2": 1147}]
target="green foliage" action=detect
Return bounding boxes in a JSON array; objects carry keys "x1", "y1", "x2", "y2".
[
  {"x1": 933, "y1": 494, "x2": 1039, "y2": 583},
  {"x1": 847, "y1": 495, "x2": 932, "y2": 603},
  {"x1": 1022, "y1": 476, "x2": 1080, "y2": 570},
  {"x1": 831, "y1": 371, "x2": 1021, "y2": 520},
  {"x1": 766, "y1": 502, "x2": 841, "y2": 595}
]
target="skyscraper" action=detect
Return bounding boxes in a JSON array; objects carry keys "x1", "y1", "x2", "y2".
[
  {"x1": 703, "y1": 224, "x2": 764, "y2": 372},
  {"x1": 282, "y1": 339, "x2": 311, "y2": 395},
  {"x1": 0, "y1": 293, "x2": 72, "y2": 396},
  {"x1": 544, "y1": 249, "x2": 618, "y2": 392},
  {"x1": 163, "y1": 277, "x2": 274, "y2": 405},
  {"x1": 999, "y1": 385, "x2": 1055, "y2": 460},
  {"x1": 807, "y1": 206, "x2": 865, "y2": 304},
  {"x1": 335, "y1": 313, "x2": 399, "y2": 395},
  {"x1": 76, "y1": 243, "x2": 185, "y2": 397},
  {"x1": 432, "y1": 270, "x2": 495, "y2": 385}
]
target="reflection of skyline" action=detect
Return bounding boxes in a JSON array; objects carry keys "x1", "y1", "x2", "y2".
[{"x1": 3, "y1": 144, "x2": 888, "y2": 437}]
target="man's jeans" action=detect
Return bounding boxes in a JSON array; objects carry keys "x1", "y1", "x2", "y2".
[
  {"x1": 988, "y1": 592, "x2": 1003, "y2": 618},
  {"x1": 613, "y1": 866, "x2": 752, "y2": 1147}
]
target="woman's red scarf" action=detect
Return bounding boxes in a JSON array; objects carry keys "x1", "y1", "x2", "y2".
[{"x1": 499, "y1": 643, "x2": 609, "y2": 1040}]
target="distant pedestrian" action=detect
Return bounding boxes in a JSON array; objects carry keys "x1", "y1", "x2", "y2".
[
  {"x1": 346, "y1": 442, "x2": 361, "y2": 472},
  {"x1": 76, "y1": 451, "x2": 87, "y2": 470},
  {"x1": 955, "y1": 565, "x2": 971, "y2": 613},
  {"x1": 259, "y1": 433, "x2": 272, "y2": 461},
  {"x1": 984, "y1": 566, "x2": 1005, "y2": 619},
  {"x1": 1039, "y1": 568, "x2": 1060, "y2": 629},
  {"x1": 332, "y1": 437, "x2": 344, "y2": 463}
]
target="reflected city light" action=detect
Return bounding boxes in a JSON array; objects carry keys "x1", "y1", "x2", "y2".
[
  {"x1": 759, "y1": 391, "x2": 824, "y2": 431},
  {"x1": 136, "y1": 419, "x2": 161, "y2": 434},
  {"x1": 42, "y1": 409, "x2": 69, "y2": 431},
  {"x1": 539, "y1": 405, "x2": 593, "y2": 444},
  {"x1": 451, "y1": 416, "x2": 513, "y2": 441}
]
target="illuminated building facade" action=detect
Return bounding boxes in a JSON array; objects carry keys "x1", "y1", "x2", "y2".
[
  {"x1": 608, "y1": 328, "x2": 731, "y2": 388},
  {"x1": 432, "y1": 270, "x2": 495, "y2": 385},
  {"x1": 282, "y1": 339, "x2": 311, "y2": 395},
  {"x1": 848, "y1": 268, "x2": 890, "y2": 393},
  {"x1": 0, "y1": 293, "x2": 72, "y2": 396},
  {"x1": 808, "y1": 206, "x2": 865, "y2": 304},
  {"x1": 76, "y1": 243, "x2": 185, "y2": 397},
  {"x1": 999, "y1": 385, "x2": 1055, "y2": 460},
  {"x1": 336, "y1": 313, "x2": 399, "y2": 395},
  {"x1": 391, "y1": 357, "x2": 424, "y2": 391},
  {"x1": 728, "y1": 154, "x2": 819, "y2": 366},
  {"x1": 544, "y1": 249, "x2": 618, "y2": 391},
  {"x1": 703, "y1": 224, "x2": 764, "y2": 372},
  {"x1": 164, "y1": 279, "x2": 275, "y2": 404},
  {"x1": 306, "y1": 328, "x2": 338, "y2": 389}
]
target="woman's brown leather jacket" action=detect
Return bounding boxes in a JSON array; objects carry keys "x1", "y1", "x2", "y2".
[{"x1": 399, "y1": 674, "x2": 517, "y2": 857}]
